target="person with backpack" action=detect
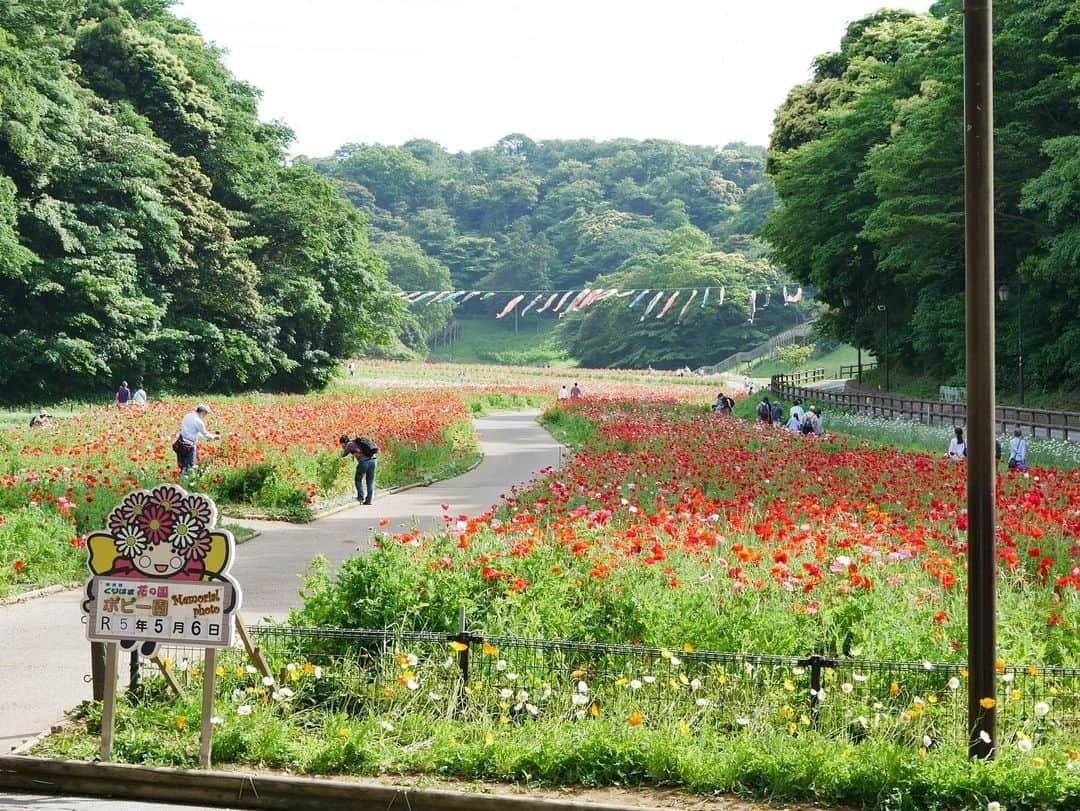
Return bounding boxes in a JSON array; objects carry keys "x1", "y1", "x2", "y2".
[
  {"x1": 174, "y1": 404, "x2": 219, "y2": 472},
  {"x1": 756, "y1": 396, "x2": 773, "y2": 425},
  {"x1": 770, "y1": 400, "x2": 783, "y2": 425},
  {"x1": 801, "y1": 407, "x2": 821, "y2": 436},
  {"x1": 340, "y1": 434, "x2": 379, "y2": 504},
  {"x1": 1008, "y1": 427, "x2": 1028, "y2": 471}
]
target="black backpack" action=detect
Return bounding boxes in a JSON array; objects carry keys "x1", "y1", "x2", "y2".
[
  {"x1": 356, "y1": 437, "x2": 378, "y2": 457},
  {"x1": 756, "y1": 401, "x2": 770, "y2": 419},
  {"x1": 801, "y1": 413, "x2": 815, "y2": 435}
]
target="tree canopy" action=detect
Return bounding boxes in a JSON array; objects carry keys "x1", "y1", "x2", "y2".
[
  {"x1": 309, "y1": 135, "x2": 797, "y2": 367},
  {"x1": 0, "y1": 0, "x2": 393, "y2": 401},
  {"x1": 762, "y1": 0, "x2": 1080, "y2": 392}
]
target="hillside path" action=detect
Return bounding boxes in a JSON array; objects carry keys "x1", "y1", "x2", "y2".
[{"x1": 0, "y1": 411, "x2": 560, "y2": 753}]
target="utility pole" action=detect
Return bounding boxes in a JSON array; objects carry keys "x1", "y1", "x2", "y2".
[{"x1": 964, "y1": 0, "x2": 997, "y2": 760}]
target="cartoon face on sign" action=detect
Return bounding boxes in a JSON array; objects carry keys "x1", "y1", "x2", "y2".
[
  {"x1": 83, "y1": 483, "x2": 240, "y2": 654},
  {"x1": 86, "y1": 484, "x2": 231, "y2": 582}
]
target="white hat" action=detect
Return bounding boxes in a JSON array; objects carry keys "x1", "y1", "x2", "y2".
[{"x1": 195, "y1": 404, "x2": 212, "y2": 414}]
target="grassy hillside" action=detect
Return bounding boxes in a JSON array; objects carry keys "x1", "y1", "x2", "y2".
[{"x1": 427, "y1": 317, "x2": 571, "y2": 366}]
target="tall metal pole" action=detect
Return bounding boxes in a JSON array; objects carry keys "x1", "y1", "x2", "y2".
[
  {"x1": 964, "y1": 0, "x2": 997, "y2": 760},
  {"x1": 1017, "y1": 277, "x2": 1024, "y2": 405}
]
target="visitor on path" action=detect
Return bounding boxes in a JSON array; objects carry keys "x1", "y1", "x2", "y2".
[
  {"x1": 1008, "y1": 427, "x2": 1028, "y2": 471},
  {"x1": 947, "y1": 427, "x2": 966, "y2": 459},
  {"x1": 790, "y1": 398, "x2": 805, "y2": 424},
  {"x1": 132, "y1": 383, "x2": 147, "y2": 408},
  {"x1": 340, "y1": 434, "x2": 378, "y2": 503},
  {"x1": 570, "y1": 382, "x2": 582, "y2": 400},
  {"x1": 558, "y1": 384, "x2": 569, "y2": 401},
  {"x1": 756, "y1": 396, "x2": 773, "y2": 425},
  {"x1": 115, "y1": 381, "x2": 131, "y2": 408},
  {"x1": 348, "y1": 361, "x2": 355, "y2": 377},
  {"x1": 801, "y1": 406, "x2": 822, "y2": 436},
  {"x1": 174, "y1": 404, "x2": 219, "y2": 472},
  {"x1": 713, "y1": 392, "x2": 733, "y2": 415},
  {"x1": 29, "y1": 410, "x2": 51, "y2": 428},
  {"x1": 770, "y1": 400, "x2": 783, "y2": 425},
  {"x1": 785, "y1": 410, "x2": 802, "y2": 432}
]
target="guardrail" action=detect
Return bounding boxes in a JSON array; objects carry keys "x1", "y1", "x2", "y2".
[{"x1": 770, "y1": 381, "x2": 1080, "y2": 442}]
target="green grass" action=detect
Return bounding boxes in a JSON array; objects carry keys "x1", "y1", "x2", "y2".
[
  {"x1": 427, "y1": 317, "x2": 572, "y2": 367},
  {"x1": 38, "y1": 665, "x2": 1080, "y2": 810},
  {"x1": 746, "y1": 343, "x2": 875, "y2": 380}
]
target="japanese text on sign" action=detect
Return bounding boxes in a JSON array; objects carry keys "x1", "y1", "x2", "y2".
[{"x1": 87, "y1": 577, "x2": 235, "y2": 647}]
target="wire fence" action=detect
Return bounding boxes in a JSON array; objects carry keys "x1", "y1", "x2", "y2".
[{"x1": 147, "y1": 624, "x2": 1080, "y2": 749}]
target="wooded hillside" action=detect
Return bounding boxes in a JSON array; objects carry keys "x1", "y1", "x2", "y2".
[
  {"x1": 763, "y1": 0, "x2": 1080, "y2": 394},
  {"x1": 0, "y1": 0, "x2": 394, "y2": 401},
  {"x1": 309, "y1": 137, "x2": 804, "y2": 368}
]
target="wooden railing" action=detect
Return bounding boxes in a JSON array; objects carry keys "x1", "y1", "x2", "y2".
[
  {"x1": 836, "y1": 362, "x2": 877, "y2": 381},
  {"x1": 772, "y1": 369, "x2": 826, "y2": 388},
  {"x1": 770, "y1": 381, "x2": 1080, "y2": 442}
]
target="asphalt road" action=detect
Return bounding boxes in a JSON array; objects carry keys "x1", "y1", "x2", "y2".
[{"x1": 0, "y1": 411, "x2": 560, "y2": 809}]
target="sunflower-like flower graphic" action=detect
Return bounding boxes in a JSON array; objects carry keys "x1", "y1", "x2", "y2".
[
  {"x1": 136, "y1": 504, "x2": 174, "y2": 545},
  {"x1": 113, "y1": 526, "x2": 148, "y2": 559}
]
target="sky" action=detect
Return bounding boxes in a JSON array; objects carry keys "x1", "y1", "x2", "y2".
[{"x1": 172, "y1": 0, "x2": 935, "y2": 157}]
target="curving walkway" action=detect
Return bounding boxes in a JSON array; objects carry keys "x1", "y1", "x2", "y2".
[{"x1": 0, "y1": 411, "x2": 561, "y2": 753}]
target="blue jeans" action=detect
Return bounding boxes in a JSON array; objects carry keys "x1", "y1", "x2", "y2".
[
  {"x1": 176, "y1": 444, "x2": 196, "y2": 472},
  {"x1": 355, "y1": 457, "x2": 376, "y2": 501}
]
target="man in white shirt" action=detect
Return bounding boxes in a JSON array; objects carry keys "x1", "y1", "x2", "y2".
[
  {"x1": 175, "y1": 404, "x2": 219, "y2": 472},
  {"x1": 557, "y1": 385, "x2": 569, "y2": 401},
  {"x1": 132, "y1": 384, "x2": 147, "y2": 408}
]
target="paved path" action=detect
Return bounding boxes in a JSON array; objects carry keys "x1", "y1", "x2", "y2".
[{"x1": 0, "y1": 411, "x2": 560, "y2": 755}]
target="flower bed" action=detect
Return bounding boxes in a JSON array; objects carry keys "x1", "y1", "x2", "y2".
[{"x1": 0, "y1": 390, "x2": 472, "y2": 595}]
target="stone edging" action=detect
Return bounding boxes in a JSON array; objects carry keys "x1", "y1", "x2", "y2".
[
  {"x1": 0, "y1": 583, "x2": 76, "y2": 607},
  {"x1": 0, "y1": 755, "x2": 665, "y2": 811}
]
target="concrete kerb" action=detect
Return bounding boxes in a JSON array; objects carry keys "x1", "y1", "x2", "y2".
[
  {"x1": 0, "y1": 583, "x2": 77, "y2": 607},
  {"x1": 0, "y1": 755, "x2": 668, "y2": 811},
  {"x1": 229, "y1": 450, "x2": 488, "y2": 523}
]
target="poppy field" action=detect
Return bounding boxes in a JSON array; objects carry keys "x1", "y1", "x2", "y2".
[
  {"x1": 0, "y1": 389, "x2": 473, "y2": 595},
  {"x1": 30, "y1": 391, "x2": 1080, "y2": 807},
  {"x1": 300, "y1": 397, "x2": 1080, "y2": 665}
]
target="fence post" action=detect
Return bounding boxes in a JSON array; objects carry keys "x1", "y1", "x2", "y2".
[
  {"x1": 454, "y1": 606, "x2": 471, "y2": 715},
  {"x1": 799, "y1": 654, "x2": 837, "y2": 725}
]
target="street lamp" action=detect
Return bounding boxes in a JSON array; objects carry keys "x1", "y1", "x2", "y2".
[
  {"x1": 876, "y1": 304, "x2": 889, "y2": 391},
  {"x1": 997, "y1": 283, "x2": 1024, "y2": 405}
]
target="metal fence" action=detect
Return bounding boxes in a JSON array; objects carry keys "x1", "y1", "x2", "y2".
[
  {"x1": 150, "y1": 625, "x2": 1080, "y2": 749},
  {"x1": 771, "y1": 380, "x2": 1080, "y2": 442}
]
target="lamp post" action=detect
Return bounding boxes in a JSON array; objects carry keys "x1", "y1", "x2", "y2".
[
  {"x1": 876, "y1": 304, "x2": 889, "y2": 391},
  {"x1": 997, "y1": 283, "x2": 1024, "y2": 405}
]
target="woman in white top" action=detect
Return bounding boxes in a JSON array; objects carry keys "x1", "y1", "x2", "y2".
[{"x1": 947, "y1": 427, "x2": 966, "y2": 459}]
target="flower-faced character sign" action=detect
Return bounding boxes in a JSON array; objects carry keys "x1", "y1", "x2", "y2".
[{"x1": 83, "y1": 483, "x2": 242, "y2": 656}]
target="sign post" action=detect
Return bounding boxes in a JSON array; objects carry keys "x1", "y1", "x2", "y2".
[{"x1": 83, "y1": 483, "x2": 243, "y2": 765}]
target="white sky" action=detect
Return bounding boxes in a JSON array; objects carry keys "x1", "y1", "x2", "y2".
[{"x1": 172, "y1": 0, "x2": 935, "y2": 157}]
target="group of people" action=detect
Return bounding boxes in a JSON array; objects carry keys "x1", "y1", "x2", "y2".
[
  {"x1": 557, "y1": 383, "x2": 583, "y2": 401},
  {"x1": 168, "y1": 404, "x2": 383, "y2": 503},
  {"x1": 947, "y1": 426, "x2": 1028, "y2": 470},
  {"x1": 115, "y1": 381, "x2": 148, "y2": 408},
  {"x1": 754, "y1": 396, "x2": 824, "y2": 435}
]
